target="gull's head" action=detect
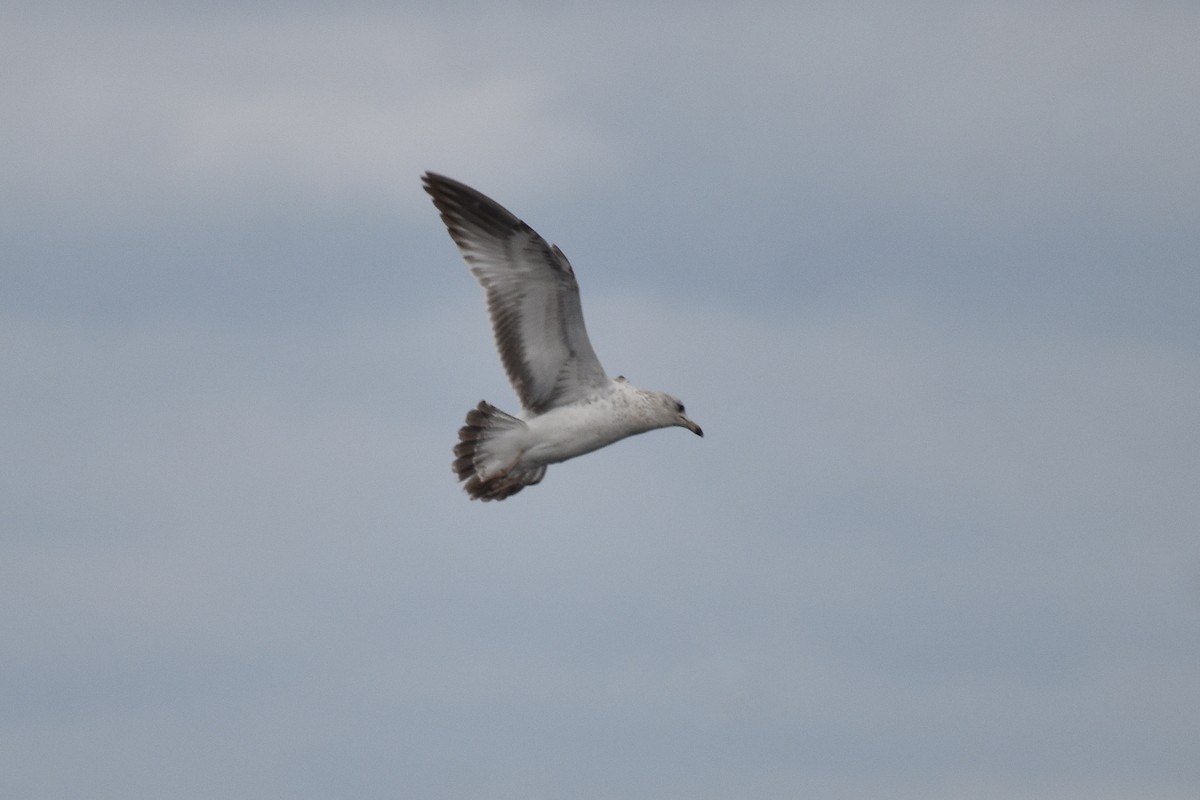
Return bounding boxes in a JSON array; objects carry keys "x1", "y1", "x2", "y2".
[{"x1": 658, "y1": 393, "x2": 703, "y2": 438}]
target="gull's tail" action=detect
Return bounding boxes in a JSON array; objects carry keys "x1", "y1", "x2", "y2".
[{"x1": 453, "y1": 401, "x2": 546, "y2": 501}]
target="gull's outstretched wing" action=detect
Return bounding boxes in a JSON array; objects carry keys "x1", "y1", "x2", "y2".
[{"x1": 423, "y1": 172, "x2": 609, "y2": 414}]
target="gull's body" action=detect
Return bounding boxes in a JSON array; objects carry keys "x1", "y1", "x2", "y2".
[{"x1": 422, "y1": 172, "x2": 702, "y2": 501}]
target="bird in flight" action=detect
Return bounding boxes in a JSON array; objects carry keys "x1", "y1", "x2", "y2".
[{"x1": 423, "y1": 172, "x2": 703, "y2": 501}]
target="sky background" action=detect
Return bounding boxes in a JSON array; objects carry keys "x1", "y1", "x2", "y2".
[{"x1": 4, "y1": 3, "x2": 1199, "y2": 798}]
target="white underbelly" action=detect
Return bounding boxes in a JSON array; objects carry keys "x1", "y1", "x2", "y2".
[{"x1": 521, "y1": 404, "x2": 639, "y2": 465}]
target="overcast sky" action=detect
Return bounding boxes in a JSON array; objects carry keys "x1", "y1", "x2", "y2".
[{"x1": 3, "y1": 3, "x2": 1199, "y2": 799}]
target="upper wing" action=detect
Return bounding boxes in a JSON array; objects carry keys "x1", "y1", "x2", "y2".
[{"x1": 422, "y1": 172, "x2": 609, "y2": 414}]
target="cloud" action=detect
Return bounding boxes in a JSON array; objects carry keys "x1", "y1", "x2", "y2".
[
  {"x1": 583, "y1": 4, "x2": 1200, "y2": 224},
  {"x1": 3, "y1": 4, "x2": 1199, "y2": 798},
  {"x1": 5, "y1": 283, "x2": 1200, "y2": 797},
  {"x1": 1, "y1": 10, "x2": 617, "y2": 230}
]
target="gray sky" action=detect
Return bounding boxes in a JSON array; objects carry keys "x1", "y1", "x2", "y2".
[{"x1": 4, "y1": 3, "x2": 1199, "y2": 799}]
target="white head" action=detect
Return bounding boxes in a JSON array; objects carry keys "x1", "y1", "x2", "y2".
[
  {"x1": 615, "y1": 376, "x2": 703, "y2": 437},
  {"x1": 652, "y1": 391, "x2": 703, "y2": 437}
]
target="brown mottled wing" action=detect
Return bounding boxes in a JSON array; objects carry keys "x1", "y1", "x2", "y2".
[{"x1": 422, "y1": 172, "x2": 609, "y2": 414}]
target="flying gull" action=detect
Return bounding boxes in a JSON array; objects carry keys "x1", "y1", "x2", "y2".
[{"x1": 422, "y1": 172, "x2": 703, "y2": 501}]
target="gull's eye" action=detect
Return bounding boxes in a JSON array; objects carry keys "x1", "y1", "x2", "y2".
[{"x1": 675, "y1": 402, "x2": 685, "y2": 413}]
